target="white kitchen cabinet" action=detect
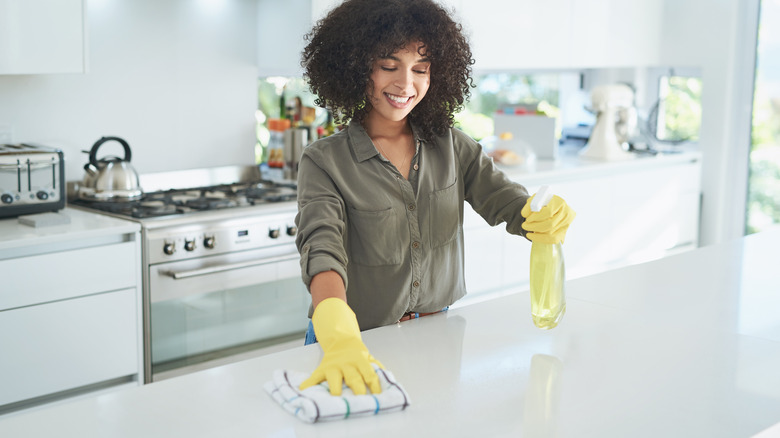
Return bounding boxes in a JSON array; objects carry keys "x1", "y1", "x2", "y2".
[
  {"x1": 313, "y1": 0, "x2": 464, "y2": 22},
  {"x1": 458, "y1": 0, "x2": 661, "y2": 71},
  {"x1": 568, "y1": 0, "x2": 663, "y2": 68},
  {"x1": 0, "y1": 208, "x2": 142, "y2": 414},
  {"x1": 310, "y1": 0, "x2": 340, "y2": 21},
  {"x1": 462, "y1": 206, "x2": 505, "y2": 295},
  {"x1": 0, "y1": 289, "x2": 138, "y2": 407},
  {"x1": 459, "y1": 0, "x2": 572, "y2": 71},
  {"x1": 257, "y1": 0, "x2": 313, "y2": 77},
  {"x1": 273, "y1": 0, "x2": 469, "y2": 75},
  {"x1": 0, "y1": 241, "x2": 137, "y2": 311},
  {"x1": 463, "y1": 152, "x2": 702, "y2": 302},
  {"x1": 0, "y1": 0, "x2": 86, "y2": 74},
  {"x1": 262, "y1": 0, "x2": 663, "y2": 74}
]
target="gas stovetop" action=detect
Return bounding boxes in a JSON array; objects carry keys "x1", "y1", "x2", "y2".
[
  {"x1": 70, "y1": 180, "x2": 296, "y2": 219},
  {"x1": 67, "y1": 165, "x2": 297, "y2": 223}
]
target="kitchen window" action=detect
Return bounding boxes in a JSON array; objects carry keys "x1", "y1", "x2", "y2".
[
  {"x1": 638, "y1": 67, "x2": 703, "y2": 153},
  {"x1": 747, "y1": 0, "x2": 780, "y2": 234},
  {"x1": 650, "y1": 73, "x2": 702, "y2": 144},
  {"x1": 255, "y1": 77, "x2": 324, "y2": 165},
  {"x1": 455, "y1": 72, "x2": 578, "y2": 141}
]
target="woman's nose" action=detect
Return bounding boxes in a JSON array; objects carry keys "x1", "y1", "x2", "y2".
[{"x1": 394, "y1": 69, "x2": 413, "y2": 90}]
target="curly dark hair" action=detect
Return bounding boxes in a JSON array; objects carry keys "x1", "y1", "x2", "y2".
[{"x1": 301, "y1": 0, "x2": 474, "y2": 139}]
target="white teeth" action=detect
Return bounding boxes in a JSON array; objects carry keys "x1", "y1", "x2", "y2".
[{"x1": 387, "y1": 94, "x2": 412, "y2": 103}]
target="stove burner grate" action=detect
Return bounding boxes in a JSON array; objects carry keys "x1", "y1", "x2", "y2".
[
  {"x1": 182, "y1": 197, "x2": 236, "y2": 210},
  {"x1": 70, "y1": 179, "x2": 297, "y2": 219}
]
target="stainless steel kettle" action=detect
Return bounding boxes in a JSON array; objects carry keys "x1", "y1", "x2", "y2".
[{"x1": 78, "y1": 136, "x2": 143, "y2": 201}]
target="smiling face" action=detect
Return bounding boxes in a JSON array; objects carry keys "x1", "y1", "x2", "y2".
[{"x1": 365, "y1": 41, "x2": 431, "y2": 127}]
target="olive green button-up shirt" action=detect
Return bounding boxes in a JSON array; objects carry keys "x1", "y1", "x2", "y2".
[{"x1": 295, "y1": 120, "x2": 530, "y2": 330}]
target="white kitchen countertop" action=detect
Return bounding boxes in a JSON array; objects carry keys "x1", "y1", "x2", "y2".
[
  {"x1": 1, "y1": 226, "x2": 778, "y2": 437},
  {"x1": 498, "y1": 149, "x2": 702, "y2": 185},
  {"x1": 0, "y1": 207, "x2": 140, "y2": 254}
]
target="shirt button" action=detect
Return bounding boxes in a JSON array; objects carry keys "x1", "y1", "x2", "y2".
[
  {"x1": 413, "y1": 281, "x2": 420, "y2": 287},
  {"x1": 412, "y1": 241, "x2": 419, "y2": 249},
  {"x1": 413, "y1": 164, "x2": 419, "y2": 171},
  {"x1": 408, "y1": 204, "x2": 415, "y2": 211}
]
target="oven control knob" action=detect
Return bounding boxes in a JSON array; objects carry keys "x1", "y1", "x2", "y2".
[
  {"x1": 286, "y1": 225, "x2": 297, "y2": 236},
  {"x1": 268, "y1": 228, "x2": 280, "y2": 239},
  {"x1": 36, "y1": 190, "x2": 49, "y2": 200},
  {"x1": 184, "y1": 239, "x2": 196, "y2": 251},
  {"x1": 203, "y1": 236, "x2": 216, "y2": 249},
  {"x1": 163, "y1": 242, "x2": 176, "y2": 255},
  {"x1": 1, "y1": 193, "x2": 13, "y2": 204}
]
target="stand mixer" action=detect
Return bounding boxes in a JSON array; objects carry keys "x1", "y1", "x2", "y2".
[{"x1": 579, "y1": 84, "x2": 637, "y2": 161}]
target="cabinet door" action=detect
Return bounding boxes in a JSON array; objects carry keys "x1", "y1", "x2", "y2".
[
  {"x1": 463, "y1": 204, "x2": 504, "y2": 296},
  {"x1": 258, "y1": 0, "x2": 312, "y2": 77},
  {"x1": 525, "y1": 179, "x2": 613, "y2": 280},
  {"x1": 0, "y1": 0, "x2": 85, "y2": 74},
  {"x1": 0, "y1": 241, "x2": 138, "y2": 311},
  {"x1": 605, "y1": 162, "x2": 701, "y2": 266},
  {"x1": 498, "y1": 158, "x2": 701, "y2": 287},
  {"x1": 502, "y1": 230, "x2": 530, "y2": 287},
  {"x1": 459, "y1": 0, "x2": 572, "y2": 71},
  {"x1": 310, "y1": 0, "x2": 341, "y2": 21},
  {"x1": 604, "y1": 0, "x2": 662, "y2": 67},
  {"x1": 569, "y1": 0, "x2": 662, "y2": 68},
  {"x1": 0, "y1": 289, "x2": 139, "y2": 407}
]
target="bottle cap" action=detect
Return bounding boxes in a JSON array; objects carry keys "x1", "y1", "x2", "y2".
[{"x1": 530, "y1": 185, "x2": 553, "y2": 212}]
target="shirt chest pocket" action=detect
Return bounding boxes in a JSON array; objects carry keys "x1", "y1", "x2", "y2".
[
  {"x1": 428, "y1": 179, "x2": 460, "y2": 248},
  {"x1": 347, "y1": 206, "x2": 402, "y2": 266}
]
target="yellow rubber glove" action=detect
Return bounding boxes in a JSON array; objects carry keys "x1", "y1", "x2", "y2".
[
  {"x1": 521, "y1": 194, "x2": 576, "y2": 244},
  {"x1": 299, "y1": 298, "x2": 384, "y2": 396}
]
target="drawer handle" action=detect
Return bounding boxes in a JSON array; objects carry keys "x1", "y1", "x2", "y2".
[{"x1": 163, "y1": 253, "x2": 299, "y2": 280}]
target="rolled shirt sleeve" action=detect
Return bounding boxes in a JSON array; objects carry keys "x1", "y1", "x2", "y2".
[{"x1": 294, "y1": 143, "x2": 350, "y2": 291}]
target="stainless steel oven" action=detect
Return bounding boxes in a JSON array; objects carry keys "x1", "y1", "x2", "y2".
[{"x1": 69, "y1": 166, "x2": 309, "y2": 382}]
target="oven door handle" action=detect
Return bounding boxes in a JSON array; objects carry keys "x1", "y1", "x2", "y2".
[{"x1": 163, "y1": 252, "x2": 300, "y2": 280}]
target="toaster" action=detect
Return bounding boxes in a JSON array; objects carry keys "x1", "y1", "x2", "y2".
[{"x1": 0, "y1": 143, "x2": 65, "y2": 219}]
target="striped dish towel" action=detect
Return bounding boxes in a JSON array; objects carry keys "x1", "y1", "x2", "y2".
[{"x1": 263, "y1": 364, "x2": 411, "y2": 423}]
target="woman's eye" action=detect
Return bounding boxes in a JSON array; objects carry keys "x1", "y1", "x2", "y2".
[
  {"x1": 380, "y1": 66, "x2": 397, "y2": 72},
  {"x1": 414, "y1": 69, "x2": 429, "y2": 74}
]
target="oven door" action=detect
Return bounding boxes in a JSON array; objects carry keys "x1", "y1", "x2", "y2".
[{"x1": 148, "y1": 244, "x2": 309, "y2": 380}]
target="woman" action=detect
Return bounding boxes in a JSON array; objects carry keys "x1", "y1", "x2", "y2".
[{"x1": 295, "y1": 0, "x2": 575, "y2": 396}]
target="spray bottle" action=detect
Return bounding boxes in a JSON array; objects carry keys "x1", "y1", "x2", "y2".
[{"x1": 529, "y1": 185, "x2": 566, "y2": 329}]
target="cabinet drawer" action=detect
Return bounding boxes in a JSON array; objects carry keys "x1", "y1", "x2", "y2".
[
  {"x1": 0, "y1": 288, "x2": 139, "y2": 407},
  {"x1": 0, "y1": 0, "x2": 85, "y2": 74},
  {"x1": 0, "y1": 241, "x2": 137, "y2": 311}
]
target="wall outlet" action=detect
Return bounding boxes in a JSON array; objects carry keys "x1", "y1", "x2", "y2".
[{"x1": 0, "y1": 125, "x2": 12, "y2": 144}]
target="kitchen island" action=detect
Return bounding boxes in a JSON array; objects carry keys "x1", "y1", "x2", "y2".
[{"x1": 1, "y1": 226, "x2": 778, "y2": 437}]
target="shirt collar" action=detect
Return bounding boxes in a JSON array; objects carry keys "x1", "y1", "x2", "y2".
[{"x1": 347, "y1": 119, "x2": 424, "y2": 163}]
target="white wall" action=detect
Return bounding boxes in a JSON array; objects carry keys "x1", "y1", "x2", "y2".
[
  {"x1": 658, "y1": 0, "x2": 759, "y2": 246},
  {"x1": 0, "y1": 0, "x2": 258, "y2": 181}
]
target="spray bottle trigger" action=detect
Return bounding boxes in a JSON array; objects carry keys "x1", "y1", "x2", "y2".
[{"x1": 531, "y1": 185, "x2": 554, "y2": 212}]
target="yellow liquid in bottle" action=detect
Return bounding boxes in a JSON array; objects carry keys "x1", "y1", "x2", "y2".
[{"x1": 529, "y1": 242, "x2": 566, "y2": 329}]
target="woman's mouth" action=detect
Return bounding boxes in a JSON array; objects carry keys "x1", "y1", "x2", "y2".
[{"x1": 384, "y1": 93, "x2": 414, "y2": 108}]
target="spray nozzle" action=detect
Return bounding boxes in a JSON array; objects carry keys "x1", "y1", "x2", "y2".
[{"x1": 530, "y1": 185, "x2": 554, "y2": 212}]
